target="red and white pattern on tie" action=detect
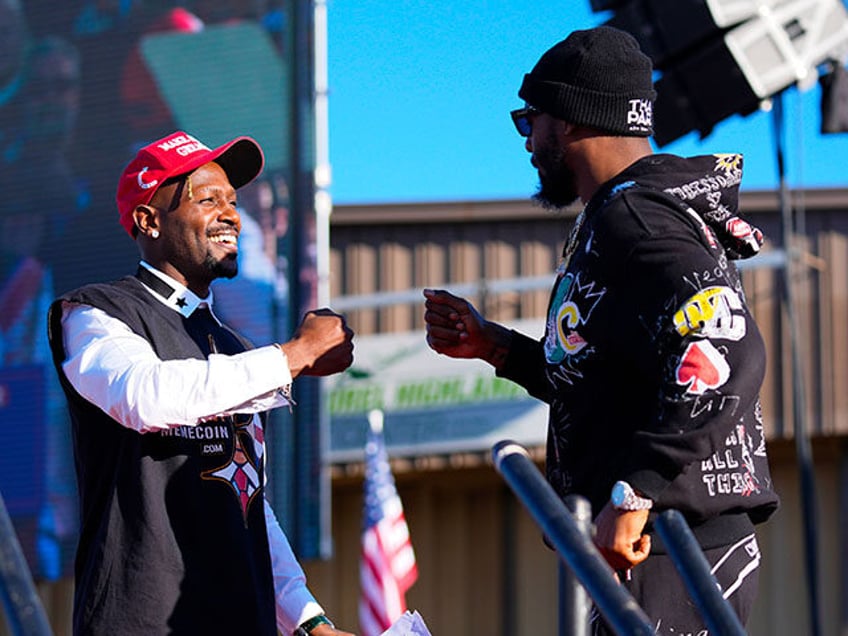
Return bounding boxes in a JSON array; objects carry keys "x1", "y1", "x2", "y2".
[{"x1": 202, "y1": 418, "x2": 263, "y2": 523}]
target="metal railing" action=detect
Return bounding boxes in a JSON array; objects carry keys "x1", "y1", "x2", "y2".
[
  {"x1": 559, "y1": 495, "x2": 592, "y2": 636},
  {"x1": 492, "y1": 440, "x2": 654, "y2": 635},
  {"x1": 329, "y1": 250, "x2": 787, "y2": 312},
  {"x1": 492, "y1": 440, "x2": 748, "y2": 636},
  {"x1": 655, "y1": 510, "x2": 747, "y2": 636}
]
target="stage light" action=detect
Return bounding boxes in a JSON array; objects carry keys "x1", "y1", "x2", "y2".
[
  {"x1": 603, "y1": 0, "x2": 848, "y2": 145},
  {"x1": 604, "y1": 0, "x2": 777, "y2": 69},
  {"x1": 723, "y1": 0, "x2": 848, "y2": 98},
  {"x1": 652, "y1": 37, "x2": 760, "y2": 145},
  {"x1": 588, "y1": 0, "x2": 632, "y2": 12}
]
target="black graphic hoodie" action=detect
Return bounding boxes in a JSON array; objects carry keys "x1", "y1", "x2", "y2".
[{"x1": 498, "y1": 153, "x2": 779, "y2": 549}]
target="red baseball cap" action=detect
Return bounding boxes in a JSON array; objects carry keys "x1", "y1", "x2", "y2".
[{"x1": 116, "y1": 131, "x2": 264, "y2": 237}]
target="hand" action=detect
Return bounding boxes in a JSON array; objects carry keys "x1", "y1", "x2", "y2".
[
  {"x1": 423, "y1": 289, "x2": 511, "y2": 367},
  {"x1": 281, "y1": 309, "x2": 354, "y2": 377},
  {"x1": 593, "y1": 501, "x2": 651, "y2": 573}
]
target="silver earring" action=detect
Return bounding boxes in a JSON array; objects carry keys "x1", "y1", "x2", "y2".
[{"x1": 151, "y1": 230, "x2": 160, "y2": 239}]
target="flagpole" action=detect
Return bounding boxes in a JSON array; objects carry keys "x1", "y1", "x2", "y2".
[
  {"x1": 772, "y1": 92, "x2": 822, "y2": 636},
  {"x1": 368, "y1": 409, "x2": 384, "y2": 434},
  {"x1": 360, "y1": 409, "x2": 418, "y2": 636}
]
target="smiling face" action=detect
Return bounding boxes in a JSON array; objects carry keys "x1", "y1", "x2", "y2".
[{"x1": 138, "y1": 161, "x2": 241, "y2": 296}]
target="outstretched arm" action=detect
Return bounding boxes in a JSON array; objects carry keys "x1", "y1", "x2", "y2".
[
  {"x1": 59, "y1": 302, "x2": 353, "y2": 431},
  {"x1": 424, "y1": 288, "x2": 555, "y2": 402}
]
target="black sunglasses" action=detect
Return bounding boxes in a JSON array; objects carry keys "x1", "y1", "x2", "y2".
[{"x1": 510, "y1": 105, "x2": 541, "y2": 137}]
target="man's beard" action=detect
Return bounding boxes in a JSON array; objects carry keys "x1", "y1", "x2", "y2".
[
  {"x1": 206, "y1": 253, "x2": 239, "y2": 280},
  {"x1": 532, "y1": 140, "x2": 579, "y2": 210}
]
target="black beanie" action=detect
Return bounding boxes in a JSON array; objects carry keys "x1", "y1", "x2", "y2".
[{"x1": 518, "y1": 26, "x2": 657, "y2": 137}]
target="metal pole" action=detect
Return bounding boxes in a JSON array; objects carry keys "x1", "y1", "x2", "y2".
[
  {"x1": 772, "y1": 93, "x2": 822, "y2": 636},
  {"x1": 559, "y1": 495, "x2": 592, "y2": 636},
  {"x1": 312, "y1": 0, "x2": 333, "y2": 562},
  {"x1": 654, "y1": 510, "x2": 747, "y2": 636},
  {"x1": 313, "y1": 0, "x2": 331, "y2": 309},
  {"x1": 286, "y1": 0, "x2": 326, "y2": 560},
  {"x1": 0, "y1": 492, "x2": 53, "y2": 636},
  {"x1": 492, "y1": 441, "x2": 654, "y2": 636}
]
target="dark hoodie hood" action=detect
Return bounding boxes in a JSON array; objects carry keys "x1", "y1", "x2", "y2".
[{"x1": 604, "y1": 153, "x2": 764, "y2": 260}]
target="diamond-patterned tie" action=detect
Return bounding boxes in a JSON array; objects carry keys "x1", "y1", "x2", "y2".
[
  {"x1": 188, "y1": 304, "x2": 259, "y2": 522},
  {"x1": 185, "y1": 305, "x2": 244, "y2": 356},
  {"x1": 233, "y1": 458, "x2": 250, "y2": 510}
]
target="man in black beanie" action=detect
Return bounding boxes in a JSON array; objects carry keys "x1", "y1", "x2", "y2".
[{"x1": 424, "y1": 26, "x2": 778, "y2": 634}]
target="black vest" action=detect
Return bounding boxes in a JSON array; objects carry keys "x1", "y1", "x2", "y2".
[{"x1": 48, "y1": 276, "x2": 278, "y2": 636}]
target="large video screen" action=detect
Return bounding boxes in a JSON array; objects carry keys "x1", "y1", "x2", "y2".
[{"x1": 0, "y1": 0, "x2": 307, "y2": 580}]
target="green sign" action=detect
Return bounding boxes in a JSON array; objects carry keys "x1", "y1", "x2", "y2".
[{"x1": 327, "y1": 321, "x2": 549, "y2": 462}]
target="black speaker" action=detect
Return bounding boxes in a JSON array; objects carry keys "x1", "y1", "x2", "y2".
[
  {"x1": 588, "y1": 0, "x2": 632, "y2": 12},
  {"x1": 605, "y1": 0, "x2": 736, "y2": 69},
  {"x1": 606, "y1": 0, "x2": 848, "y2": 144},
  {"x1": 653, "y1": 36, "x2": 760, "y2": 146},
  {"x1": 820, "y1": 59, "x2": 848, "y2": 134}
]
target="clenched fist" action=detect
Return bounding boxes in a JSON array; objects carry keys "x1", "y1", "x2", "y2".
[
  {"x1": 280, "y1": 308, "x2": 354, "y2": 377},
  {"x1": 423, "y1": 289, "x2": 513, "y2": 369}
]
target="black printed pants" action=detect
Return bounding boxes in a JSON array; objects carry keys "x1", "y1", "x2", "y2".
[{"x1": 592, "y1": 533, "x2": 761, "y2": 636}]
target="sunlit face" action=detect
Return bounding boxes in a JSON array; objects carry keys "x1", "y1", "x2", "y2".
[
  {"x1": 526, "y1": 113, "x2": 579, "y2": 210},
  {"x1": 150, "y1": 162, "x2": 242, "y2": 294}
]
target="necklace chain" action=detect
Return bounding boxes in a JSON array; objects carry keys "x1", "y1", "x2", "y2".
[{"x1": 559, "y1": 209, "x2": 587, "y2": 273}]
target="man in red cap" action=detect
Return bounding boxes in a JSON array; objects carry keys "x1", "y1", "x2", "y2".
[{"x1": 48, "y1": 131, "x2": 356, "y2": 636}]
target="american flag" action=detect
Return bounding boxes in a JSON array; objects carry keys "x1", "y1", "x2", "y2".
[{"x1": 359, "y1": 410, "x2": 418, "y2": 636}]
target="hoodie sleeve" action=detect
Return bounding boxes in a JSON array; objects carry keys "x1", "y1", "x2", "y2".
[{"x1": 496, "y1": 329, "x2": 554, "y2": 403}]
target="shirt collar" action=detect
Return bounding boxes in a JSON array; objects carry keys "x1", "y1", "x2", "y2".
[{"x1": 136, "y1": 261, "x2": 219, "y2": 321}]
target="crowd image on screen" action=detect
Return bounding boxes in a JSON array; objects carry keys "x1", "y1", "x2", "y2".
[{"x1": 0, "y1": 0, "x2": 298, "y2": 580}]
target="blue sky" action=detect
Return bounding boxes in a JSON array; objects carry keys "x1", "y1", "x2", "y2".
[{"x1": 326, "y1": 1, "x2": 848, "y2": 205}]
